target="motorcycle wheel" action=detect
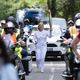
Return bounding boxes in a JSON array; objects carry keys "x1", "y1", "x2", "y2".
[{"x1": 77, "y1": 71, "x2": 80, "y2": 80}]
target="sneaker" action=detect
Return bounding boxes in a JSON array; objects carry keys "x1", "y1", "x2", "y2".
[
  {"x1": 62, "y1": 72, "x2": 72, "y2": 78},
  {"x1": 40, "y1": 69, "x2": 44, "y2": 73}
]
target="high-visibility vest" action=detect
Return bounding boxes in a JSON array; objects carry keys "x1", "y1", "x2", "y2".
[
  {"x1": 3, "y1": 33, "x2": 17, "y2": 46},
  {"x1": 69, "y1": 26, "x2": 78, "y2": 38},
  {"x1": 16, "y1": 29, "x2": 20, "y2": 37},
  {"x1": 0, "y1": 29, "x2": 4, "y2": 36},
  {"x1": 11, "y1": 34, "x2": 17, "y2": 45},
  {"x1": 15, "y1": 47, "x2": 22, "y2": 59}
]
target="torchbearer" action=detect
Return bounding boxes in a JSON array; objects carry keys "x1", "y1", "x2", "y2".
[{"x1": 34, "y1": 21, "x2": 52, "y2": 72}]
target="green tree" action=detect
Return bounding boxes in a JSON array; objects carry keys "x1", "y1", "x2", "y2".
[
  {"x1": 56, "y1": 0, "x2": 64, "y2": 17},
  {"x1": 75, "y1": 0, "x2": 80, "y2": 13},
  {"x1": 0, "y1": 0, "x2": 47, "y2": 20},
  {"x1": 63, "y1": 0, "x2": 75, "y2": 20}
]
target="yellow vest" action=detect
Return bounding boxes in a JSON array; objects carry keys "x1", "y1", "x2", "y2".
[
  {"x1": 0, "y1": 29, "x2": 4, "y2": 36},
  {"x1": 15, "y1": 47, "x2": 22, "y2": 59},
  {"x1": 69, "y1": 26, "x2": 77, "y2": 38},
  {"x1": 16, "y1": 29, "x2": 20, "y2": 37}
]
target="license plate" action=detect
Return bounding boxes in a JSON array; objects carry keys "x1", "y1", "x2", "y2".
[{"x1": 47, "y1": 48, "x2": 53, "y2": 51}]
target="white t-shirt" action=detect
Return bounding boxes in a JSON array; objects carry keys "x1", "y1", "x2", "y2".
[{"x1": 0, "y1": 64, "x2": 18, "y2": 80}]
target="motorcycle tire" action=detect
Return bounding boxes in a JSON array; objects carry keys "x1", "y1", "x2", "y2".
[{"x1": 77, "y1": 71, "x2": 80, "y2": 80}]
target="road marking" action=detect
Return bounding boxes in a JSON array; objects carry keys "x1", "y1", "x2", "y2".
[
  {"x1": 32, "y1": 62, "x2": 65, "y2": 67},
  {"x1": 49, "y1": 68, "x2": 54, "y2": 80},
  {"x1": 48, "y1": 62, "x2": 55, "y2": 80}
]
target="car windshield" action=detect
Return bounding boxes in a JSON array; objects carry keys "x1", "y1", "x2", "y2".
[
  {"x1": 41, "y1": 17, "x2": 49, "y2": 24},
  {"x1": 52, "y1": 25, "x2": 62, "y2": 36},
  {"x1": 52, "y1": 18, "x2": 67, "y2": 30},
  {"x1": 27, "y1": 11, "x2": 39, "y2": 16},
  {"x1": 25, "y1": 10, "x2": 45, "y2": 25},
  {"x1": 26, "y1": 11, "x2": 43, "y2": 17}
]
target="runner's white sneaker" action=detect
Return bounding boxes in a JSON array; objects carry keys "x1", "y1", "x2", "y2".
[{"x1": 40, "y1": 69, "x2": 44, "y2": 73}]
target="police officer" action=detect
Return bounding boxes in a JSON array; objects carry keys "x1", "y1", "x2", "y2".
[
  {"x1": 0, "y1": 20, "x2": 6, "y2": 36},
  {"x1": 34, "y1": 22, "x2": 52, "y2": 72},
  {"x1": 68, "y1": 20, "x2": 78, "y2": 38},
  {"x1": 3, "y1": 21, "x2": 17, "y2": 47},
  {"x1": 23, "y1": 19, "x2": 33, "y2": 35}
]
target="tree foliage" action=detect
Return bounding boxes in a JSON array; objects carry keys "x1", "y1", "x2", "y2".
[
  {"x1": 0, "y1": 0, "x2": 80, "y2": 20},
  {"x1": 0, "y1": 0, "x2": 47, "y2": 20}
]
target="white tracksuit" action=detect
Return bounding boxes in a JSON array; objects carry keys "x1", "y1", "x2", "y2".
[{"x1": 34, "y1": 30, "x2": 50, "y2": 71}]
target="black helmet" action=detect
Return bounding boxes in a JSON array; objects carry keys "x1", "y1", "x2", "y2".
[
  {"x1": 7, "y1": 16, "x2": 15, "y2": 22},
  {"x1": 24, "y1": 19, "x2": 30, "y2": 23},
  {"x1": 68, "y1": 20, "x2": 74, "y2": 24},
  {"x1": 24, "y1": 19, "x2": 30, "y2": 25}
]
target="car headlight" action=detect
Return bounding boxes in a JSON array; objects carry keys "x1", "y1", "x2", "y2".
[{"x1": 62, "y1": 47, "x2": 66, "y2": 51}]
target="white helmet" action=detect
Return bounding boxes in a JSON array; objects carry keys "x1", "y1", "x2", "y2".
[
  {"x1": 75, "y1": 19, "x2": 80, "y2": 27},
  {"x1": 1, "y1": 20, "x2": 6, "y2": 24},
  {"x1": 7, "y1": 21, "x2": 15, "y2": 28},
  {"x1": 0, "y1": 22, "x2": 1, "y2": 26},
  {"x1": 75, "y1": 13, "x2": 80, "y2": 20},
  {"x1": 0, "y1": 22, "x2": 2, "y2": 28}
]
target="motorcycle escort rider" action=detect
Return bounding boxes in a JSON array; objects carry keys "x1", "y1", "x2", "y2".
[
  {"x1": 23, "y1": 19, "x2": 33, "y2": 35},
  {"x1": 62, "y1": 20, "x2": 78, "y2": 77},
  {"x1": 63, "y1": 20, "x2": 77, "y2": 44},
  {"x1": 72, "y1": 19, "x2": 80, "y2": 62},
  {"x1": 3, "y1": 21, "x2": 17, "y2": 47}
]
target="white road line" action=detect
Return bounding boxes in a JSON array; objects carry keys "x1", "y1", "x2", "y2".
[
  {"x1": 32, "y1": 62, "x2": 54, "y2": 67},
  {"x1": 50, "y1": 63, "x2": 54, "y2": 80},
  {"x1": 49, "y1": 68, "x2": 55, "y2": 80},
  {"x1": 32, "y1": 62, "x2": 65, "y2": 67}
]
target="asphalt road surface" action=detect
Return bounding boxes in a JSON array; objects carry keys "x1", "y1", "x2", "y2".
[{"x1": 25, "y1": 61, "x2": 66, "y2": 80}]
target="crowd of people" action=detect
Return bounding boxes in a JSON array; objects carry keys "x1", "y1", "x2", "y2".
[
  {"x1": 0, "y1": 13, "x2": 80, "y2": 79},
  {"x1": 0, "y1": 17, "x2": 33, "y2": 80}
]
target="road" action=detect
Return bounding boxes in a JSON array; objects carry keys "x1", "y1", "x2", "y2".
[{"x1": 25, "y1": 61, "x2": 66, "y2": 80}]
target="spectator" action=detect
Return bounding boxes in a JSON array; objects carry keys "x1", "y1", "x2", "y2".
[{"x1": 0, "y1": 36, "x2": 18, "y2": 80}]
